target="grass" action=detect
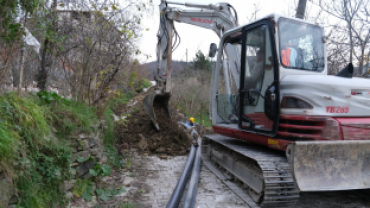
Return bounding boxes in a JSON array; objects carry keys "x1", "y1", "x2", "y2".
[
  {"x1": 118, "y1": 202, "x2": 140, "y2": 208},
  {"x1": 0, "y1": 124, "x2": 19, "y2": 161},
  {"x1": 0, "y1": 87, "x2": 144, "y2": 207},
  {"x1": 196, "y1": 113, "x2": 212, "y2": 127},
  {"x1": 177, "y1": 105, "x2": 212, "y2": 127},
  {"x1": 0, "y1": 93, "x2": 72, "y2": 207}
]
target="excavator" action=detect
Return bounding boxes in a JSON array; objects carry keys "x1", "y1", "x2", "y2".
[{"x1": 143, "y1": 0, "x2": 370, "y2": 207}]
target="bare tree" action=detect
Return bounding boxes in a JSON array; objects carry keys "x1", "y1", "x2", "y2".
[
  {"x1": 312, "y1": 0, "x2": 370, "y2": 75},
  {"x1": 246, "y1": 3, "x2": 262, "y2": 22}
]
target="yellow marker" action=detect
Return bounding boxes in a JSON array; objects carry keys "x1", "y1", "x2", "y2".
[{"x1": 268, "y1": 139, "x2": 280, "y2": 148}]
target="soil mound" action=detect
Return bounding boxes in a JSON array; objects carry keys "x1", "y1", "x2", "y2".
[{"x1": 115, "y1": 90, "x2": 192, "y2": 156}]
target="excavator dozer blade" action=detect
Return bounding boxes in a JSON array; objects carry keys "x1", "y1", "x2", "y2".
[
  {"x1": 287, "y1": 140, "x2": 370, "y2": 191},
  {"x1": 143, "y1": 92, "x2": 171, "y2": 131}
]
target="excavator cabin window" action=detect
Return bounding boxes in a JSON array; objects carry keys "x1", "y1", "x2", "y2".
[
  {"x1": 215, "y1": 32, "x2": 242, "y2": 125},
  {"x1": 279, "y1": 18, "x2": 325, "y2": 72}
]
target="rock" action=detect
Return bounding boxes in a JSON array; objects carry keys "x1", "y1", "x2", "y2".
[
  {"x1": 137, "y1": 134, "x2": 147, "y2": 151},
  {"x1": 95, "y1": 152, "x2": 103, "y2": 161},
  {"x1": 69, "y1": 169, "x2": 77, "y2": 178},
  {"x1": 82, "y1": 140, "x2": 90, "y2": 149},
  {"x1": 76, "y1": 160, "x2": 95, "y2": 177},
  {"x1": 89, "y1": 138, "x2": 98, "y2": 148},
  {"x1": 90, "y1": 149, "x2": 103, "y2": 161},
  {"x1": 89, "y1": 148, "x2": 101, "y2": 156},
  {"x1": 159, "y1": 155, "x2": 168, "y2": 159},
  {"x1": 65, "y1": 191, "x2": 73, "y2": 200},
  {"x1": 70, "y1": 146, "x2": 78, "y2": 153},
  {"x1": 69, "y1": 140, "x2": 80, "y2": 148},
  {"x1": 75, "y1": 151, "x2": 90, "y2": 159},
  {"x1": 63, "y1": 180, "x2": 77, "y2": 192},
  {"x1": 156, "y1": 147, "x2": 165, "y2": 153},
  {"x1": 78, "y1": 133, "x2": 87, "y2": 139},
  {"x1": 7, "y1": 195, "x2": 17, "y2": 205},
  {"x1": 87, "y1": 196, "x2": 97, "y2": 207},
  {"x1": 77, "y1": 145, "x2": 84, "y2": 151},
  {"x1": 100, "y1": 155, "x2": 108, "y2": 164},
  {"x1": 0, "y1": 175, "x2": 13, "y2": 208},
  {"x1": 70, "y1": 163, "x2": 79, "y2": 167}
]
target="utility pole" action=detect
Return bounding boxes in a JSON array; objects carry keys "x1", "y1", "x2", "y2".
[
  {"x1": 295, "y1": 0, "x2": 307, "y2": 19},
  {"x1": 186, "y1": 48, "x2": 188, "y2": 63}
]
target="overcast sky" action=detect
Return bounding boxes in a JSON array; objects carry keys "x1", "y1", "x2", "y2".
[{"x1": 138, "y1": 0, "x2": 300, "y2": 63}]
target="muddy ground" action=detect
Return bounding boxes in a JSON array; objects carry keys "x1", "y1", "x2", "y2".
[{"x1": 115, "y1": 90, "x2": 192, "y2": 156}]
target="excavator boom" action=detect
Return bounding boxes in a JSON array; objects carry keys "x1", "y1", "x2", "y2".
[{"x1": 143, "y1": 0, "x2": 239, "y2": 130}]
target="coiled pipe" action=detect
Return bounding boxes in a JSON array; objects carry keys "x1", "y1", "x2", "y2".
[
  {"x1": 166, "y1": 144, "x2": 196, "y2": 208},
  {"x1": 183, "y1": 137, "x2": 202, "y2": 208}
]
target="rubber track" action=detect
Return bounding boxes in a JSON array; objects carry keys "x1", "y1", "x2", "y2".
[{"x1": 204, "y1": 134, "x2": 300, "y2": 207}]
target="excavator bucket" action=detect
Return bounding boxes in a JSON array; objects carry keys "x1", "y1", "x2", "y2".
[
  {"x1": 143, "y1": 92, "x2": 171, "y2": 131},
  {"x1": 287, "y1": 140, "x2": 370, "y2": 191}
]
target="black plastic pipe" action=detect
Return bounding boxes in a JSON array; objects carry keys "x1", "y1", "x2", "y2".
[
  {"x1": 183, "y1": 138, "x2": 202, "y2": 208},
  {"x1": 166, "y1": 144, "x2": 196, "y2": 208}
]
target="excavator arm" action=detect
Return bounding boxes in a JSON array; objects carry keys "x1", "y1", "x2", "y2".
[{"x1": 144, "y1": 0, "x2": 240, "y2": 130}]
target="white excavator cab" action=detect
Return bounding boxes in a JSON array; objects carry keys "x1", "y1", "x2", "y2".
[
  {"x1": 209, "y1": 14, "x2": 370, "y2": 196},
  {"x1": 210, "y1": 14, "x2": 327, "y2": 137}
]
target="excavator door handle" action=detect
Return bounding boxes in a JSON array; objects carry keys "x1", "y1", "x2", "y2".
[{"x1": 270, "y1": 93, "x2": 276, "y2": 101}]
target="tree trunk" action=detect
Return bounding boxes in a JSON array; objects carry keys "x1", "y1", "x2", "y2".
[
  {"x1": 38, "y1": 39, "x2": 50, "y2": 90},
  {"x1": 19, "y1": 47, "x2": 26, "y2": 88},
  {"x1": 38, "y1": 0, "x2": 57, "y2": 90}
]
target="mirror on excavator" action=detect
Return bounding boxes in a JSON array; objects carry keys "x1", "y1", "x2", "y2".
[{"x1": 209, "y1": 43, "x2": 218, "y2": 58}]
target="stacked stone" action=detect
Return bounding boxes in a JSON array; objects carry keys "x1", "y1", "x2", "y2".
[{"x1": 69, "y1": 131, "x2": 107, "y2": 179}]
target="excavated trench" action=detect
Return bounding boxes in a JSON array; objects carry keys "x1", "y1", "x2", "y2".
[{"x1": 115, "y1": 90, "x2": 192, "y2": 156}]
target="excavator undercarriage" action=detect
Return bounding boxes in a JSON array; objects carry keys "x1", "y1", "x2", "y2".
[
  {"x1": 202, "y1": 134, "x2": 370, "y2": 206},
  {"x1": 203, "y1": 135, "x2": 300, "y2": 207}
]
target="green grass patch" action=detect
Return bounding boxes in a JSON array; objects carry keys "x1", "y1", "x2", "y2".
[
  {"x1": 0, "y1": 90, "x2": 135, "y2": 207},
  {"x1": 176, "y1": 105, "x2": 212, "y2": 127},
  {"x1": 0, "y1": 93, "x2": 72, "y2": 207}
]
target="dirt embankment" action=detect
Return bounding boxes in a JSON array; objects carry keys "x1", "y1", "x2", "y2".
[{"x1": 115, "y1": 90, "x2": 192, "y2": 156}]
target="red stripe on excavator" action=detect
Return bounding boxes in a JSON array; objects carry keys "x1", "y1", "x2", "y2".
[
  {"x1": 212, "y1": 125, "x2": 292, "y2": 151},
  {"x1": 336, "y1": 118, "x2": 370, "y2": 140},
  {"x1": 278, "y1": 123, "x2": 324, "y2": 131},
  {"x1": 213, "y1": 115, "x2": 370, "y2": 151}
]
